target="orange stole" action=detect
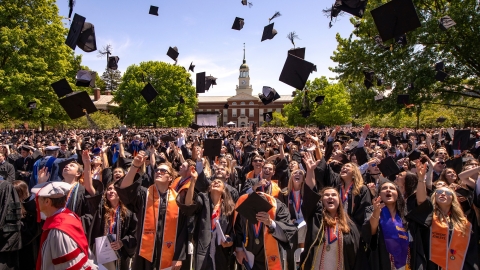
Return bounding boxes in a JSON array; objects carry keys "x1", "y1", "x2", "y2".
[
  {"x1": 246, "y1": 170, "x2": 256, "y2": 179},
  {"x1": 430, "y1": 213, "x2": 471, "y2": 270},
  {"x1": 171, "y1": 176, "x2": 191, "y2": 193},
  {"x1": 234, "y1": 193, "x2": 282, "y2": 270},
  {"x1": 139, "y1": 185, "x2": 179, "y2": 269}
]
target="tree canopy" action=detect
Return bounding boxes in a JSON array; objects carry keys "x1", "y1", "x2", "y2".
[
  {"x1": 283, "y1": 77, "x2": 352, "y2": 126},
  {"x1": 113, "y1": 61, "x2": 197, "y2": 127},
  {"x1": 329, "y1": 0, "x2": 480, "y2": 121},
  {"x1": 0, "y1": 0, "x2": 82, "y2": 126}
]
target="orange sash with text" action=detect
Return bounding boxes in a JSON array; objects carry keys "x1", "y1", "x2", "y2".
[
  {"x1": 430, "y1": 213, "x2": 471, "y2": 270},
  {"x1": 234, "y1": 192, "x2": 282, "y2": 270},
  {"x1": 139, "y1": 185, "x2": 179, "y2": 269},
  {"x1": 171, "y1": 176, "x2": 191, "y2": 193}
]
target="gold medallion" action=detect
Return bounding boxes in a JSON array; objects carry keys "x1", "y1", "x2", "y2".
[
  {"x1": 450, "y1": 256, "x2": 455, "y2": 260},
  {"x1": 255, "y1": 238, "x2": 260, "y2": 245},
  {"x1": 326, "y1": 245, "x2": 330, "y2": 251}
]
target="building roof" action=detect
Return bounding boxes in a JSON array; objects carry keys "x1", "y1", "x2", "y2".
[
  {"x1": 197, "y1": 96, "x2": 231, "y2": 103},
  {"x1": 89, "y1": 95, "x2": 119, "y2": 110}
]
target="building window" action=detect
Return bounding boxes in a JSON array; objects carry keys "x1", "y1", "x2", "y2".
[
  {"x1": 249, "y1": 108, "x2": 254, "y2": 117},
  {"x1": 249, "y1": 101, "x2": 254, "y2": 105},
  {"x1": 240, "y1": 122, "x2": 245, "y2": 127},
  {"x1": 232, "y1": 109, "x2": 237, "y2": 117},
  {"x1": 232, "y1": 102, "x2": 237, "y2": 105},
  {"x1": 240, "y1": 102, "x2": 245, "y2": 105},
  {"x1": 240, "y1": 108, "x2": 245, "y2": 117},
  {"x1": 207, "y1": 109, "x2": 211, "y2": 112},
  {"x1": 276, "y1": 108, "x2": 281, "y2": 112}
]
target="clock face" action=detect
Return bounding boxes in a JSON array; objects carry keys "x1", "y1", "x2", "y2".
[{"x1": 241, "y1": 80, "x2": 246, "y2": 85}]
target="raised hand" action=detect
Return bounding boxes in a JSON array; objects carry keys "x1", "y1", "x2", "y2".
[
  {"x1": 372, "y1": 196, "x2": 384, "y2": 216},
  {"x1": 81, "y1": 150, "x2": 91, "y2": 167},
  {"x1": 362, "y1": 124, "x2": 370, "y2": 138},
  {"x1": 415, "y1": 159, "x2": 427, "y2": 181},
  {"x1": 37, "y1": 167, "x2": 50, "y2": 184}
]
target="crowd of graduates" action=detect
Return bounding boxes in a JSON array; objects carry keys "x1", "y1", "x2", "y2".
[{"x1": 1, "y1": 124, "x2": 480, "y2": 270}]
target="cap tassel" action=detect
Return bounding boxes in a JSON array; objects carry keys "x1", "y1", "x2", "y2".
[
  {"x1": 35, "y1": 195, "x2": 41, "y2": 222},
  {"x1": 84, "y1": 109, "x2": 100, "y2": 130},
  {"x1": 269, "y1": 11, "x2": 281, "y2": 22},
  {"x1": 287, "y1": 32, "x2": 300, "y2": 49}
]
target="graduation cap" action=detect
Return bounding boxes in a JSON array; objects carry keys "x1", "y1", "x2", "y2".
[
  {"x1": 58, "y1": 91, "x2": 98, "y2": 120},
  {"x1": 439, "y1": 16, "x2": 456, "y2": 31},
  {"x1": 259, "y1": 86, "x2": 280, "y2": 105},
  {"x1": 160, "y1": 134, "x2": 176, "y2": 142},
  {"x1": 397, "y1": 94, "x2": 413, "y2": 107},
  {"x1": 232, "y1": 17, "x2": 245, "y2": 30},
  {"x1": 370, "y1": 0, "x2": 421, "y2": 42},
  {"x1": 241, "y1": 0, "x2": 253, "y2": 7},
  {"x1": 279, "y1": 54, "x2": 314, "y2": 90},
  {"x1": 300, "y1": 108, "x2": 311, "y2": 118},
  {"x1": 167, "y1": 46, "x2": 179, "y2": 63},
  {"x1": 224, "y1": 103, "x2": 229, "y2": 109},
  {"x1": 288, "y1": 47, "x2": 305, "y2": 59},
  {"x1": 377, "y1": 156, "x2": 402, "y2": 177},
  {"x1": 108, "y1": 56, "x2": 119, "y2": 70},
  {"x1": 408, "y1": 149, "x2": 422, "y2": 161},
  {"x1": 149, "y1": 5, "x2": 159, "y2": 16},
  {"x1": 453, "y1": 129, "x2": 474, "y2": 150},
  {"x1": 75, "y1": 70, "x2": 96, "y2": 87},
  {"x1": 51, "y1": 78, "x2": 73, "y2": 98},
  {"x1": 363, "y1": 70, "x2": 375, "y2": 89},
  {"x1": 434, "y1": 61, "x2": 449, "y2": 82},
  {"x1": 196, "y1": 72, "x2": 206, "y2": 93},
  {"x1": 205, "y1": 75, "x2": 217, "y2": 90},
  {"x1": 141, "y1": 83, "x2": 158, "y2": 104},
  {"x1": 436, "y1": 117, "x2": 447, "y2": 123},
  {"x1": 27, "y1": 101, "x2": 37, "y2": 109},
  {"x1": 189, "y1": 123, "x2": 200, "y2": 130},
  {"x1": 179, "y1": 97, "x2": 185, "y2": 104},
  {"x1": 263, "y1": 112, "x2": 273, "y2": 123},
  {"x1": 235, "y1": 192, "x2": 273, "y2": 224},
  {"x1": 188, "y1": 62, "x2": 195, "y2": 72},
  {"x1": 19, "y1": 145, "x2": 34, "y2": 152},
  {"x1": 374, "y1": 93, "x2": 384, "y2": 101},
  {"x1": 261, "y1": 23, "x2": 277, "y2": 41},
  {"x1": 314, "y1": 96, "x2": 325, "y2": 105},
  {"x1": 65, "y1": 14, "x2": 97, "y2": 52},
  {"x1": 330, "y1": 0, "x2": 368, "y2": 19},
  {"x1": 203, "y1": 139, "x2": 222, "y2": 158}
]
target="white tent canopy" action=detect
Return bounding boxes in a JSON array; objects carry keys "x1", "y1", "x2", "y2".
[{"x1": 226, "y1": 121, "x2": 236, "y2": 125}]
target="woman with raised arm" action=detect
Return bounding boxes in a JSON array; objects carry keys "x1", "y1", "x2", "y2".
[
  {"x1": 114, "y1": 152, "x2": 189, "y2": 270},
  {"x1": 176, "y1": 167, "x2": 236, "y2": 270},
  {"x1": 300, "y1": 152, "x2": 360, "y2": 270}
]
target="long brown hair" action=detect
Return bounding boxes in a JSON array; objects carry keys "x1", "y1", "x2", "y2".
[
  {"x1": 13, "y1": 180, "x2": 29, "y2": 218},
  {"x1": 320, "y1": 187, "x2": 351, "y2": 233},
  {"x1": 103, "y1": 183, "x2": 128, "y2": 223},
  {"x1": 209, "y1": 180, "x2": 236, "y2": 217},
  {"x1": 341, "y1": 162, "x2": 364, "y2": 197},
  {"x1": 431, "y1": 187, "x2": 468, "y2": 235}
]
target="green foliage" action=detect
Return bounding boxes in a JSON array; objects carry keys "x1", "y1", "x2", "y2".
[
  {"x1": 283, "y1": 77, "x2": 352, "y2": 126},
  {"x1": 101, "y1": 68, "x2": 122, "y2": 91},
  {"x1": 65, "y1": 111, "x2": 121, "y2": 129},
  {"x1": 262, "y1": 111, "x2": 291, "y2": 127},
  {"x1": 329, "y1": 0, "x2": 480, "y2": 122},
  {"x1": 0, "y1": 0, "x2": 80, "y2": 125},
  {"x1": 113, "y1": 61, "x2": 197, "y2": 127}
]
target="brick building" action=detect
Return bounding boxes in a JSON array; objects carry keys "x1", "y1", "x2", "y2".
[{"x1": 196, "y1": 54, "x2": 293, "y2": 127}]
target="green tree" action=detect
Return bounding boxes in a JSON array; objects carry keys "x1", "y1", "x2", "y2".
[
  {"x1": 329, "y1": 0, "x2": 480, "y2": 123},
  {"x1": 0, "y1": 0, "x2": 80, "y2": 126},
  {"x1": 262, "y1": 111, "x2": 291, "y2": 127},
  {"x1": 101, "y1": 68, "x2": 122, "y2": 91},
  {"x1": 283, "y1": 77, "x2": 352, "y2": 126},
  {"x1": 66, "y1": 111, "x2": 121, "y2": 129},
  {"x1": 113, "y1": 61, "x2": 197, "y2": 127}
]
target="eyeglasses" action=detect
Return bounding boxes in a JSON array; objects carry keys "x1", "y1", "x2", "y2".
[
  {"x1": 253, "y1": 159, "x2": 263, "y2": 163},
  {"x1": 155, "y1": 168, "x2": 171, "y2": 175},
  {"x1": 435, "y1": 189, "x2": 453, "y2": 196}
]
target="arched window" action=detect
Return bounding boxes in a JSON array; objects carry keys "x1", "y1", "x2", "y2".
[
  {"x1": 249, "y1": 101, "x2": 254, "y2": 105},
  {"x1": 240, "y1": 102, "x2": 245, "y2": 105},
  {"x1": 232, "y1": 102, "x2": 237, "y2": 105}
]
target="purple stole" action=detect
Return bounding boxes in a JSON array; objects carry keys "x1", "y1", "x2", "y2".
[{"x1": 379, "y1": 207, "x2": 409, "y2": 269}]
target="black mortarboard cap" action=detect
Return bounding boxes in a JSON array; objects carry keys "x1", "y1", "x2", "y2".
[
  {"x1": 160, "y1": 135, "x2": 176, "y2": 142},
  {"x1": 363, "y1": 70, "x2": 375, "y2": 89},
  {"x1": 205, "y1": 76, "x2": 217, "y2": 90},
  {"x1": 188, "y1": 62, "x2": 195, "y2": 72},
  {"x1": 27, "y1": 101, "x2": 37, "y2": 109},
  {"x1": 370, "y1": 0, "x2": 421, "y2": 42},
  {"x1": 388, "y1": 134, "x2": 398, "y2": 146},
  {"x1": 436, "y1": 117, "x2": 446, "y2": 123},
  {"x1": 439, "y1": 16, "x2": 456, "y2": 31},
  {"x1": 446, "y1": 157, "x2": 463, "y2": 175},
  {"x1": 288, "y1": 47, "x2": 305, "y2": 59},
  {"x1": 224, "y1": 103, "x2": 229, "y2": 109},
  {"x1": 235, "y1": 192, "x2": 273, "y2": 224},
  {"x1": 435, "y1": 61, "x2": 445, "y2": 72},
  {"x1": 108, "y1": 56, "x2": 119, "y2": 70},
  {"x1": 203, "y1": 139, "x2": 222, "y2": 158},
  {"x1": 301, "y1": 109, "x2": 311, "y2": 118},
  {"x1": 279, "y1": 54, "x2": 314, "y2": 90},
  {"x1": 75, "y1": 70, "x2": 96, "y2": 87},
  {"x1": 331, "y1": 0, "x2": 368, "y2": 18},
  {"x1": 189, "y1": 123, "x2": 200, "y2": 130},
  {"x1": 196, "y1": 72, "x2": 206, "y2": 94},
  {"x1": 315, "y1": 96, "x2": 325, "y2": 105},
  {"x1": 261, "y1": 23, "x2": 277, "y2": 42},
  {"x1": 259, "y1": 86, "x2": 280, "y2": 105},
  {"x1": 435, "y1": 71, "x2": 448, "y2": 82},
  {"x1": 397, "y1": 94, "x2": 409, "y2": 105},
  {"x1": 167, "y1": 46, "x2": 179, "y2": 62},
  {"x1": 263, "y1": 112, "x2": 273, "y2": 123},
  {"x1": 232, "y1": 17, "x2": 245, "y2": 30},
  {"x1": 453, "y1": 129, "x2": 473, "y2": 150},
  {"x1": 58, "y1": 91, "x2": 98, "y2": 120},
  {"x1": 377, "y1": 156, "x2": 402, "y2": 177},
  {"x1": 408, "y1": 149, "x2": 422, "y2": 161},
  {"x1": 65, "y1": 14, "x2": 97, "y2": 52},
  {"x1": 51, "y1": 78, "x2": 73, "y2": 98},
  {"x1": 149, "y1": 5, "x2": 159, "y2": 16},
  {"x1": 141, "y1": 83, "x2": 158, "y2": 104}
]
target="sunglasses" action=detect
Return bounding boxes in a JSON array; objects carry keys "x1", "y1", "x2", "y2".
[
  {"x1": 435, "y1": 189, "x2": 453, "y2": 196},
  {"x1": 155, "y1": 168, "x2": 171, "y2": 175},
  {"x1": 253, "y1": 159, "x2": 263, "y2": 163}
]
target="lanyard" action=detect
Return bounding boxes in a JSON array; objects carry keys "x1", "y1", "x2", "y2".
[
  {"x1": 176, "y1": 176, "x2": 191, "y2": 192},
  {"x1": 211, "y1": 207, "x2": 220, "y2": 232},
  {"x1": 253, "y1": 222, "x2": 262, "y2": 239},
  {"x1": 340, "y1": 182, "x2": 353, "y2": 203},
  {"x1": 109, "y1": 206, "x2": 120, "y2": 234},
  {"x1": 327, "y1": 224, "x2": 338, "y2": 244}
]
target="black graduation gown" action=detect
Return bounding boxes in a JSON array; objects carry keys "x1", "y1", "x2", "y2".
[
  {"x1": 278, "y1": 189, "x2": 302, "y2": 270},
  {"x1": 196, "y1": 170, "x2": 239, "y2": 202},
  {"x1": 299, "y1": 184, "x2": 360, "y2": 270},
  {"x1": 66, "y1": 180, "x2": 103, "y2": 233},
  {"x1": 234, "y1": 198, "x2": 297, "y2": 270},
  {"x1": 85, "y1": 193, "x2": 138, "y2": 270},
  {"x1": 114, "y1": 176, "x2": 189, "y2": 270},
  {"x1": 0, "y1": 180, "x2": 22, "y2": 270},
  {"x1": 176, "y1": 191, "x2": 234, "y2": 270},
  {"x1": 13, "y1": 156, "x2": 33, "y2": 183},
  {"x1": 17, "y1": 197, "x2": 42, "y2": 270}
]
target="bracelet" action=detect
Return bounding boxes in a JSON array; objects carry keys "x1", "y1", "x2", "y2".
[
  {"x1": 371, "y1": 215, "x2": 379, "y2": 219},
  {"x1": 131, "y1": 164, "x2": 141, "y2": 168}
]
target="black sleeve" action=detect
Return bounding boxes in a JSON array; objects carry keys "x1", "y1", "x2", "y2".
[
  {"x1": 313, "y1": 158, "x2": 328, "y2": 190},
  {"x1": 7, "y1": 164, "x2": 15, "y2": 182},
  {"x1": 344, "y1": 219, "x2": 360, "y2": 270},
  {"x1": 302, "y1": 184, "x2": 322, "y2": 222},
  {"x1": 352, "y1": 186, "x2": 372, "y2": 232},
  {"x1": 180, "y1": 145, "x2": 191, "y2": 160},
  {"x1": 273, "y1": 158, "x2": 288, "y2": 186},
  {"x1": 114, "y1": 174, "x2": 147, "y2": 214},
  {"x1": 194, "y1": 170, "x2": 211, "y2": 193},
  {"x1": 361, "y1": 205, "x2": 378, "y2": 250},
  {"x1": 120, "y1": 211, "x2": 138, "y2": 258},
  {"x1": 405, "y1": 199, "x2": 433, "y2": 227},
  {"x1": 176, "y1": 191, "x2": 203, "y2": 217},
  {"x1": 324, "y1": 140, "x2": 334, "y2": 161},
  {"x1": 239, "y1": 178, "x2": 259, "y2": 196},
  {"x1": 172, "y1": 217, "x2": 188, "y2": 262},
  {"x1": 272, "y1": 199, "x2": 297, "y2": 250},
  {"x1": 85, "y1": 193, "x2": 103, "y2": 215},
  {"x1": 355, "y1": 147, "x2": 369, "y2": 166}
]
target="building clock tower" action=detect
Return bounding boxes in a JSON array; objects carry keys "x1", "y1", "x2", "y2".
[{"x1": 236, "y1": 43, "x2": 253, "y2": 96}]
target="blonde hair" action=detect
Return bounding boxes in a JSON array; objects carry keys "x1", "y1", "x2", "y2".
[
  {"x1": 283, "y1": 169, "x2": 305, "y2": 196},
  {"x1": 320, "y1": 187, "x2": 351, "y2": 233},
  {"x1": 342, "y1": 162, "x2": 364, "y2": 197},
  {"x1": 431, "y1": 187, "x2": 468, "y2": 235}
]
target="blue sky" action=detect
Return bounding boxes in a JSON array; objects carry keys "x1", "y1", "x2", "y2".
[{"x1": 58, "y1": 0, "x2": 356, "y2": 97}]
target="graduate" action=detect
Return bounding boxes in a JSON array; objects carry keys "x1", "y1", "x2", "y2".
[
  {"x1": 115, "y1": 152, "x2": 188, "y2": 270},
  {"x1": 241, "y1": 161, "x2": 282, "y2": 198},
  {"x1": 300, "y1": 152, "x2": 360, "y2": 270},
  {"x1": 176, "y1": 168, "x2": 236, "y2": 270}
]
